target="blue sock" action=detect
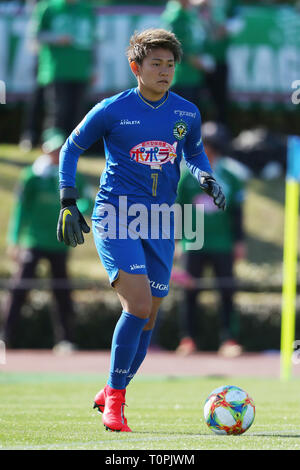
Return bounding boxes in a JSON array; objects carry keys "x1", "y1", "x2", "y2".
[
  {"x1": 125, "y1": 329, "x2": 153, "y2": 387},
  {"x1": 108, "y1": 311, "x2": 148, "y2": 390}
]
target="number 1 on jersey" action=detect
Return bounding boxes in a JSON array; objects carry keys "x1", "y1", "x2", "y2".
[{"x1": 151, "y1": 173, "x2": 158, "y2": 197}]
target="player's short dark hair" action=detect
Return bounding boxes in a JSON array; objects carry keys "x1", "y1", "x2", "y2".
[{"x1": 126, "y1": 28, "x2": 182, "y2": 65}]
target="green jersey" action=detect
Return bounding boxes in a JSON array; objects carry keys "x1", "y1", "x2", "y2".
[
  {"x1": 177, "y1": 157, "x2": 247, "y2": 253},
  {"x1": 160, "y1": 0, "x2": 206, "y2": 87},
  {"x1": 32, "y1": 0, "x2": 95, "y2": 86},
  {"x1": 8, "y1": 155, "x2": 94, "y2": 252}
]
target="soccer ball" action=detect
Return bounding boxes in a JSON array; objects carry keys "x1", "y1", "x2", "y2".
[{"x1": 204, "y1": 385, "x2": 255, "y2": 435}]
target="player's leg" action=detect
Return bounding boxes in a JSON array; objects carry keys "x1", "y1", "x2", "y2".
[
  {"x1": 114, "y1": 269, "x2": 153, "y2": 319},
  {"x1": 95, "y1": 273, "x2": 159, "y2": 431},
  {"x1": 125, "y1": 295, "x2": 163, "y2": 387},
  {"x1": 212, "y1": 252, "x2": 242, "y2": 357},
  {"x1": 92, "y1": 220, "x2": 174, "y2": 431},
  {"x1": 93, "y1": 294, "x2": 163, "y2": 425},
  {"x1": 99, "y1": 270, "x2": 151, "y2": 431},
  {"x1": 176, "y1": 251, "x2": 205, "y2": 355},
  {"x1": 121, "y1": 236, "x2": 174, "y2": 386},
  {"x1": 3, "y1": 248, "x2": 39, "y2": 346},
  {"x1": 108, "y1": 269, "x2": 152, "y2": 389},
  {"x1": 48, "y1": 251, "x2": 75, "y2": 348},
  {"x1": 92, "y1": 220, "x2": 153, "y2": 430},
  {"x1": 92, "y1": 237, "x2": 170, "y2": 430}
]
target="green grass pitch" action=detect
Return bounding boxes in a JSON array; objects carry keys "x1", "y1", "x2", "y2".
[{"x1": 0, "y1": 372, "x2": 300, "y2": 450}]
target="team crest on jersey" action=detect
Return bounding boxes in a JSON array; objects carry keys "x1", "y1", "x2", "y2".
[
  {"x1": 173, "y1": 120, "x2": 188, "y2": 140},
  {"x1": 130, "y1": 141, "x2": 177, "y2": 170}
]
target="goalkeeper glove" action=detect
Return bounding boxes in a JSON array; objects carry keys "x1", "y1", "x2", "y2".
[
  {"x1": 199, "y1": 171, "x2": 226, "y2": 210},
  {"x1": 57, "y1": 187, "x2": 90, "y2": 247}
]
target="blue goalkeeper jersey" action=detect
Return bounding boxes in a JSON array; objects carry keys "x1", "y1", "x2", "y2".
[{"x1": 59, "y1": 87, "x2": 212, "y2": 212}]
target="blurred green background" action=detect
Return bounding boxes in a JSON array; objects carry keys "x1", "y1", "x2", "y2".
[{"x1": 0, "y1": 0, "x2": 299, "y2": 351}]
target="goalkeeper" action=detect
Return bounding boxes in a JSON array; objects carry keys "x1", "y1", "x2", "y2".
[{"x1": 57, "y1": 28, "x2": 225, "y2": 432}]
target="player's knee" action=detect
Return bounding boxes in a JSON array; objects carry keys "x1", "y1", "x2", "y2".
[{"x1": 128, "y1": 298, "x2": 152, "y2": 319}]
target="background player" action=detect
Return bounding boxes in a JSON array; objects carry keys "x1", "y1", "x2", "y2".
[
  {"x1": 176, "y1": 121, "x2": 248, "y2": 357},
  {"x1": 57, "y1": 29, "x2": 225, "y2": 432}
]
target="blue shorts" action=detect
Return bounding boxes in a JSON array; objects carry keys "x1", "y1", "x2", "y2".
[{"x1": 92, "y1": 218, "x2": 175, "y2": 298}]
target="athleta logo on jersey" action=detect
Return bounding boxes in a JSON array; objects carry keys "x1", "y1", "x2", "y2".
[
  {"x1": 130, "y1": 141, "x2": 177, "y2": 170},
  {"x1": 120, "y1": 119, "x2": 141, "y2": 125}
]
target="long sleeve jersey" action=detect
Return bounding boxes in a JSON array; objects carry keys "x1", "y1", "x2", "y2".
[{"x1": 59, "y1": 87, "x2": 212, "y2": 216}]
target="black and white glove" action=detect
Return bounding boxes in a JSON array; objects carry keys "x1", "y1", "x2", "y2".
[
  {"x1": 199, "y1": 172, "x2": 226, "y2": 210},
  {"x1": 57, "y1": 187, "x2": 90, "y2": 247}
]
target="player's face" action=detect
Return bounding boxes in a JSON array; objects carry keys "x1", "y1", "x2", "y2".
[{"x1": 136, "y1": 48, "x2": 175, "y2": 101}]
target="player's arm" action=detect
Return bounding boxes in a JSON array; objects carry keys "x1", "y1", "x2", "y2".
[
  {"x1": 183, "y1": 112, "x2": 226, "y2": 211},
  {"x1": 57, "y1": 101, "x2": 108, "y2": 247}
]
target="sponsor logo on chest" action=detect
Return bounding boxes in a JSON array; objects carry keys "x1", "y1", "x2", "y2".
[{"x1": 129, "y1": 140, "x2": 178, "y2": 170}]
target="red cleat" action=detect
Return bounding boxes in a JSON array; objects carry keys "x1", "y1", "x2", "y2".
[
  {"x1": 93, "y1": 387, "x2": 106, "y2": 414},
  {"x1": 93, "y1": 385, "x2": 132, "y2": 432}
]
